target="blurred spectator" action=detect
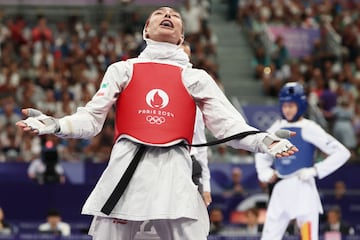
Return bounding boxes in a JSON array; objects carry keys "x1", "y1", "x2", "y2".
[
  {"x1": 198, "y1": 24, "x2": 218, "y2": 63},
  {"x1": 0, "y1": 62, "x2": 20, "y2": 95},
  {"x1": 340, "y1": 23, "x2": 358, "y2": 62},
  {"x1": 200, "y1": 17, "x2": 219, "y2": 57},
  {"x1": 243, "y1": 207, "x2": 263, "y2": 235},
  {"x1": 36, "y1": 89, "x2": 57, "y2": 116},
  {"x1": 320, "y1": 206, "x2": 355, "y2": 236},
  {"x1": 223, "y1": 166, "x2": 246, "y2": 198},
  {"x1": 0, "y1": 123, "x2": 22, "y2": 161},
  {"x1": 222, "y1": 167, "x2": 247, "y2": 219},
  {"x1": 334, "y1": 180, "x2": 347, "y2": 201},
  {"x1": 261, "y1": 63, "x2": 283, "y2": 97},
  {"x1": 323, "y1": 180, "x2": 351, "y2": 223},
  {"x1": 59, "y1": 139, "x2": 87, "y2": 162},
  {"x1": 247, "y1": 11, "x2": 268, "y2": 49},
  {"x1": 38, "y1": 209, "x2": 71, "y2": 236},
  {"x1": 33, "y1": 44, "x2": 54, "y2": 72},
  {"x1": 270, "y1": 36, "x2": 289, "y2": 74},
  {"x1": 330, "y1": 95, "x2": 357, "y2": 158},
  {"x1": 56, "y1": 90, "x2": 77, "y2": 117},
  {"x1": 31, "y1": 15, "x2": 52, "y2": 44},
  {"x1": 307, "y1": 80, "x2": 330, "y2": 130},
  {"x1": 300, "y1": 7, "x2": 319, "y2": 29},
  {"x1": 16, "y1": 77, "x2": 44, "y2": 109},
  {"x1": 210, "y1": 144, "x2": 234, "y2": 162},
  {"x1": 353, "y1": 56, "x2": 360, "y2": 81},
  {"x1": 19, "y1": 133, "x2": 41, "y2": 162},
  {"x1": 18, "y1": 59, "x2": 37, "y2": 81},
  {"x1": 231, "y1": 149, "x2": 254, "y2": 164},
  {"x1": 251, "y1": 46, "x2": 271, "y2": 79},
  {"x1": 286, "y1": 62, "x2": 305, "y2": 85},
  {"x1": 0, "y1": 207, "x2": 13, "y2": 235},
  {"x1": 180, "y1": 0, "x2": 203, "y2": 44},
  {"x1": 209, "y1": 207, "x2": 226, "y2": 235},
  {"x1": 0, "y1": 95, "x2": 22, "y2": 131},
  {"x1": 353, "y1": 99, "x2": 360, "y2": 154},
  {"x1": 52, "y1": 21, "x2": 70, "y2": 60},
  {"x1": 319, "y1": 81, "x2": 338, "y2": 125},
  {"x1": 7, "y1": 15, "x2": 28, "y2": 46},
  {"x1": 83, "y1": 134, "x2": 110, "y2": 162}
]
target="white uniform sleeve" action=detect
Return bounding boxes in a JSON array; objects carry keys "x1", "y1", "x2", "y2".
[
  {"x1": 254, "y1": 121, "x2": 284, "y2": 182},
  {"x1": 196, "y1": 147, "x2": 211, "y2": 192},
  {"x1": 183, "y1": 68, "x2": 272, "y2": 154},
  {"x1": 56, "y1": 62, "x2": 129, "y2": 138},
  {"x1": 302, "y1": 122, "x2": 350, "y2": 179},
  {"x1": 254, "y1": 152, "x2": 275, "y2": 183},
  {"x1": 191, "y1": 108, "x2": 211, "y2": 192}
]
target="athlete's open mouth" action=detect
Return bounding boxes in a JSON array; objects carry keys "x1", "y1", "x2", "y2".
[{"x1": 160, "y1": 20, "x2": 174, "y2": 28}]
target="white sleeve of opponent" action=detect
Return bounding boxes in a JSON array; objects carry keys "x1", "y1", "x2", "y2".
[
  {"x1": 302, "y1": 121, "x2": 351, "y2": 179},
  {"x1": 191, "y1": 108, "x2": 211, "y2": 192},
  {"x1": 254, "y1": 152, "x2": 275, "y2": 183}
]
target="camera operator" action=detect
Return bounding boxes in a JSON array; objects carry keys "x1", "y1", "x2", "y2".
[{"x1": 27, "y1": 135, "x2": 65, "y2": 184}]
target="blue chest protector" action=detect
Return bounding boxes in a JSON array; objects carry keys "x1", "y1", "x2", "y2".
[{"x1": 274, "y1": 127, "x2": 316, "y2": 176}]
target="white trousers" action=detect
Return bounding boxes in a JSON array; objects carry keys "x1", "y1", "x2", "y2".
[
  {"x1": 261, "y1": 177, "x2": 321, "y2": 240},
  {"x1": 261, "y1": 210, "x2": 319, "y2": 240},
  {"x1": 89, "y1": 216, "x2": 209, "y2": 240}
]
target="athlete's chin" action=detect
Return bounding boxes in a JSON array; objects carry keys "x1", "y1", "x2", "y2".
[
  {"x1": 151, "y1": 34, "x2": 179, "y2": 45},
  {"x1": 284, "y1": 116, "x2": 294, "y2": 122}
]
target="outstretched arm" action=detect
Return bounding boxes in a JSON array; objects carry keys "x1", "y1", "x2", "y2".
[
  {"x1": 16, "y1": 63, "x2": 125, "y2": 138},
  {"x1": 185, "y1": 69, "x2": 298, "y2": 158}
]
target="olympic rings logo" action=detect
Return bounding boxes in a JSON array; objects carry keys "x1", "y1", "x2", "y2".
[
  {"x1": 252, "y1": 111, "x2": 281, "y2": 130},
  {"x1": 146, "y1": 115, "x2": 165, "y2": 125}
]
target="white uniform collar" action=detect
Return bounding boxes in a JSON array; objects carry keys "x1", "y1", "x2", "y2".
[{"x1": 138, "y1": 39, "x2": 192, "y2": 69}]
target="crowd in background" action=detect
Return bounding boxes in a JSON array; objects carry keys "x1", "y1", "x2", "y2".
[
  {"x1": 7, "y1": 0, "x2": 360, "y2": 163},
  {"x1": 209, "y1": 0, "x2": 360, "y2": 237},
  {"x1": 0, "y1": 0, "x2": 221, "y2": 164},
  {"x1": 237, "y1": 0, "x2": 360, "y2": 161}
]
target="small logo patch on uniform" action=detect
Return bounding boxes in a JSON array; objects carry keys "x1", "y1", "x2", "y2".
[{"x1": 112, "y1": 219, "x2": 128, "y2": 224}]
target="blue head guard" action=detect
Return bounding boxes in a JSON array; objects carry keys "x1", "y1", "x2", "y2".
[{"x1": 279, "y1": 82, "x2": 307, "y2": 122}]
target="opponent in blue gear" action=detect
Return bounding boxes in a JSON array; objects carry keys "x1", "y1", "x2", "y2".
[{"x1": 255, "y1": 82, "x2": 350, "y2": 240}]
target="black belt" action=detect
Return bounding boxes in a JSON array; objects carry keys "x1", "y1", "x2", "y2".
[
  {"x1": 187, "y1": 130, "x2": 262, "y2": 147},
  {"x1": 101, "y1": 144, "x2": 147, "y2": 215},
  {"x1": 101, "y1": 130, "x2": 262, "y2": 215}
]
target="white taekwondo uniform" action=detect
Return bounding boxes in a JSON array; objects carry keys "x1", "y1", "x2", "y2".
[
  {"x1": 255, "y1": 118, "x2": 350, "y2": 240},
  {"x1": 55, "y1": 40, "x2": 281, "y2": 240}
]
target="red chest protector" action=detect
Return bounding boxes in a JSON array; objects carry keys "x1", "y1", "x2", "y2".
[{"x1": 114, "y1": 62, "x2": 196, "y2": 145}]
